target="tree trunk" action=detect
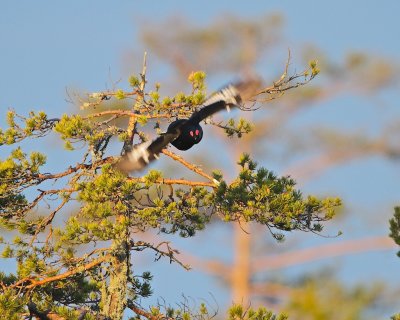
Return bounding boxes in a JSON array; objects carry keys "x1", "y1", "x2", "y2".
[
  {"x1": 232, "y1": 222, "x2": 251, "y2": 304},
  {"x1": 101, "y1": 228, "x2": 129, "y2": 320}
]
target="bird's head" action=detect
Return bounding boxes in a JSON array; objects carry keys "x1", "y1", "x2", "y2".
[{"x1": 186, "y1": 124, "x2": 203, "y2": 144}]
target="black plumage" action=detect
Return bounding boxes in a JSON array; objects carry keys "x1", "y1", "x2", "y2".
[
  {"x1": 168, "y1": 119, "x2": 203, "y2": 151},
  {"x1": 117, "y1": 80, "x2": 261, "y2": 172}
]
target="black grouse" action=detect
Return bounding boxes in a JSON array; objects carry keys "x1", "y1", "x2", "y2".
[{"x1": 117, "y1": 80, "x2": 261, "y2": 172}]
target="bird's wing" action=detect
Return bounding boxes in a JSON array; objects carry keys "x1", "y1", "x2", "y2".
[
  {"x1": 147, "y1": 130, "x2": 181, "y2": 155},
  {"x1": 189, "y1": 79, "x2": 262, "y2": 124},
  {"x1": 188, "y1": 85, "x2": 241, "y2": 124},
  {"x1": 116, "y1": 127, "x2": 183, "y2": 172}
]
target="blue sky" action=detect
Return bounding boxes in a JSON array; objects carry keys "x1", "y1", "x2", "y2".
[{"x1": 1, "y1": 1, "x2": 400, "y2": 318}]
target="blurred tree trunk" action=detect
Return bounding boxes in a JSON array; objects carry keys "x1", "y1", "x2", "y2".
[{"x1": 232, "y1": 222, "x2": 251, "y2": 304}]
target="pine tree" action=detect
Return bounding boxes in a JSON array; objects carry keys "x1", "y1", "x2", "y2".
[
  {"x1": 389, "y1": 207, "x2": 400, "y2": 318},
  {"x1": 389, "y1": 207, "x2": 400, "y2": 257},
  {"x1": 0, "y1": 54, "x2": 340, "y2": 319}
]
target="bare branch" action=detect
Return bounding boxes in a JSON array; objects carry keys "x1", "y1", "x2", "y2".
[
  {"x1": 122, "y1": 52, "x2": 148, "y2": 154},
  {"x1": 131, "y1": 240, "x2": 191, "y2": 270},
  {"x1": 29, "y1": 199, "x2": 68, "y2": 246},
  {"x1": 161, "y1": 149, "x2": 216, "y2": 182},
  {"x1": 248, "y1": 51, "x2": 318, "y2": 104}
]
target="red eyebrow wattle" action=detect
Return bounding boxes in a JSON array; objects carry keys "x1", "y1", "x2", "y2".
[
  {"x1": 195, "y1": 129, "x2": 199, "y2": 135},
  {"x1": 189, "y1": 131, "x2": 194, "y2": 136}
]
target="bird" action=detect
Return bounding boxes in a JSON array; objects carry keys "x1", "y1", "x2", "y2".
[{"x1": 116, "y1": 79, "x2": 261, "y2": 173}]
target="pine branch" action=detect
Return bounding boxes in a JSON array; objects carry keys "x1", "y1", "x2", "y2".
[
  {"x1": 11, "y1": 255, "x2": 111, "y2": 290},
  {"x1": 127, "y1": 301, "x2": 174, "y2": 320},
  {"x1": 27, "y1": 302, "x2": 65, "y2": 320}
]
